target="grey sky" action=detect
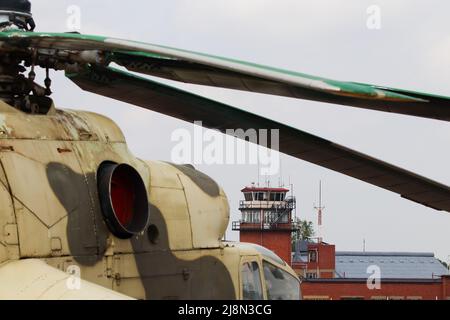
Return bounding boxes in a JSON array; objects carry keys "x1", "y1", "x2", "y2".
[{"x1": 31, "y1": 1, "x2": 450, "y2": 261}]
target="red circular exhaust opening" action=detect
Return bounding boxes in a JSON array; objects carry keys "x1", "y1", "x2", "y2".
[
  {"x1": 97, "y1": 163, "x2": 149, "y2": 239},
  {"x1": 111, "y1": 168, "x2": 136, "y2": 227}
]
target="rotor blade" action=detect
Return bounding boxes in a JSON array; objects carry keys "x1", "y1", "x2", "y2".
[
  {"x1": 1, "y1": 31, "x2": 450, "y2": 121},
  {"x1": 67, "y1": 65, "x2": 450, "y2": 212}
]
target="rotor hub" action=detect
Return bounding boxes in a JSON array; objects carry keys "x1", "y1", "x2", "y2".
[
  {"x1": 0, "y1": 0, "x2": 35, "y2": 31},
  {"x1": 0, "y1": 55, "x2": 25, "y2": 104},
  {"x1": 0, "y1": 0, "x2": 31, "y2": 13}
]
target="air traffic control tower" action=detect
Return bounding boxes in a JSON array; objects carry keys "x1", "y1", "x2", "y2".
[{"x1": 232, "y1": 184, "x2": 298, "y2": 264}]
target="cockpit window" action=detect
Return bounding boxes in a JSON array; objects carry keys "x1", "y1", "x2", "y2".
[
  {"x1": 241, "y1": 261, "x2": 264, "y2": 300},
  {"x1": 263, "y1": 261, "x2": 300, "y2": 300}
]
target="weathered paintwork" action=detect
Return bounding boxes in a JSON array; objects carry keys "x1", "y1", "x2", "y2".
[
  {"x1": 0, "y1": 100, "x2": 299, "y2": 300},
  {"x1": 2, "y1": 30, "x2": 450, "y2": 116}
]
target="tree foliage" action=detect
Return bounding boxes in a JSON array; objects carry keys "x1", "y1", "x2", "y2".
[{"x1": 291, "y1": 217, "x2": 315, "y2": 250}]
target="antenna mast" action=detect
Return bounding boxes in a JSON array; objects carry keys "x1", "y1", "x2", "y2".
[{"x1": 314, "y1": 181, "x2": 325, "y2": 243}]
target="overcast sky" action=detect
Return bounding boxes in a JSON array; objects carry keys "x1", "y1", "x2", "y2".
[{"x1": 31, "y1": 0, "x2": 450, "y2": 262}]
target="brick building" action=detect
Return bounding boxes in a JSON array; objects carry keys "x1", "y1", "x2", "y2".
[
  {"x1": 301, "y1": 277, "x2": 450, "y2": 300},
  {"x1": 293, "y1": 241, "x2": 450, "y2": 300},
  {"x1": 292, "y1": 240, "x2": 336, "y2": 279}
]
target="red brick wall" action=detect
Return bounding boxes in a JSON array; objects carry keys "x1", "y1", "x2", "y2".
[
  {"x1": 306, "y1": 243, "x2": 335, "y2": 271},
  {"x1": 301, "y1": 277, "x2": 450, "y2": 300},
  {"x1": 318, "y1": 245, "x2": 335, "y2": 271},
  {"x1": 240, "y1": 231, "x2": 292, "y2": 264},
  {"x1": 320, "y1": 272, "x2": 334, "y2": 279}
]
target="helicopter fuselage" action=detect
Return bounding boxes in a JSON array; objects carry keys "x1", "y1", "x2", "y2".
[{"x1": 0, "y1": 101, "x2": 300, "y2": 300}]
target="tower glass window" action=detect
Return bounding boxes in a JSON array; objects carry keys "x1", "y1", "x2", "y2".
[{"x1": 254, "y1": 192, "x2": 266, "y2": 200}]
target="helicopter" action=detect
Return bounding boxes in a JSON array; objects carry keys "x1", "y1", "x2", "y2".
[{"x1": 0, "y1": 0, "x2": 449, "y2": 300}]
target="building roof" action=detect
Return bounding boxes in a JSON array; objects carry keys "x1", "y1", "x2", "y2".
[
  {"x1": 302, "y1": 278, "x2": 446, "y2": 284},
  {"x1": 241, "y1": 187, "x2": 290, "y2": 193},
  {"x1": 335, "y1": 251, "x2": 448, "y2": 279}
]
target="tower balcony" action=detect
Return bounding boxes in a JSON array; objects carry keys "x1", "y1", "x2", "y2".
[{"x1": 232, "y1": 220, "x2": 301, "y2": 231}]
